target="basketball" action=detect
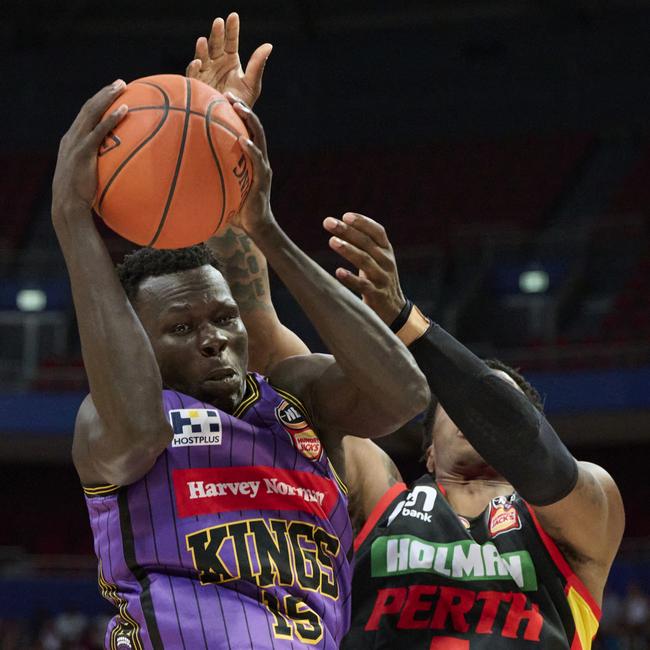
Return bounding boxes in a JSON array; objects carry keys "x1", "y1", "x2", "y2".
[{"x1": 93, "y1": 74, "x2": 252, "y2": 248}]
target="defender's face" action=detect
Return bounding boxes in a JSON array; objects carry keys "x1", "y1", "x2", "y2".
[
  {"x1": 425, "y1": 370, "x2": 521, "y2": 475},
  {"x1": 426, "y1": 403, "x2": 484, "y2": 474},
  {"x1": 134, "y1": 265, "x2": 249, "y2": 413}
]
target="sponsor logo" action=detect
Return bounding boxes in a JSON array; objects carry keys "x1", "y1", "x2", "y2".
[
  {"x1": 387, "y1": 485, "x2": 437, "y2": 525},
  {"x1": 169, "y1": 408, "x2": 222, "y2": 447},
  {"x1": 371, "y1": 535, "x2": 538, "y2": 591},
  {"x1": 458, "y1": 516, "x2": 471, "y2": 529},
  {"x1": 488, "y1": 495, "x2": 522, "y2": 538},
  {"x1": 115, "y1": 636, "x2": 133, "y2": 649},
  {"x1": 275, "y1": 400, "x2": 323, "y2": 461},
  {"x1": 173, "y1": 466, "x2": 339, "y2": 518},
  {"x1": 233, "y1": 153, "x2": 252, "y2": 201},
  {"x1": 98, "y1": 132, "x2": 121, "y2": 156}
]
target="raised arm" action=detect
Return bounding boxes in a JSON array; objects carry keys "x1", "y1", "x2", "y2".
[
  {"x1": 52, "y1": 82, "x2": 172, "y2": 487},
  {"x1": 187, "y1": 13, "x2": 309, "y2": 373},
  {"x1": 324, "y1": 212, "x2": 624, "y2": 601},
  {"x1": 225, "y1": 98, "x2": 429, "y2": 441}
]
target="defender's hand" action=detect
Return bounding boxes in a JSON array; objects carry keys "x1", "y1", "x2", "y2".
[
  {"x1": 186, "y1": 13, "x2": 272, "y2": 109},
  {"x1": 323, "y1": 213, "x2": 407, "y2": 325},
  {"x1": 52, "y1": 80, "x2": 128, "y2": 216},
  {"x1": 226, "y1": 94, "x2": 273, "y2": 236}
]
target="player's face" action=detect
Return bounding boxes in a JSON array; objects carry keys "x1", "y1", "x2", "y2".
[
  {"x1": 134, "y1": 265, "x2": 249, "y2": 412},
  {"x1": 425, "y1": 371, "x2": 521, "y2": 476},
  {"x1": 425, "y1": 403, "x2": 485, "y2": 475}
]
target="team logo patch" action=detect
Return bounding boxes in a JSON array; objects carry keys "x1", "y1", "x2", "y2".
[
  {"x1": 275, "y1": 400, "x2": 322, "y2": 461},
  {"x1": 98, "y1": 132, "x2": 121, "y2": 156},
  {"x1": 488, "y1": 495, "x2": 521, "y2": 538},
  {"x1": 169, "y1": 409, "x2": 222, "y2": 447},
  {"x1": 458, "y1": 516, "x2": 471, "y2": 530}
]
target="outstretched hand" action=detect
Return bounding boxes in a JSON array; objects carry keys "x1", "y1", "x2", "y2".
[
  {"x1": 225, "y1": 94, "x2": 274, "y2": 236},
  {"x1": 52, "y1": 80, "x2": 128, "y2": 216},
  {"x1": 186, "y1": 13, "x2": 272, "y2": 109},
  {"x1": 323, "y1": 213, "x2": 407, "y2": 325}
]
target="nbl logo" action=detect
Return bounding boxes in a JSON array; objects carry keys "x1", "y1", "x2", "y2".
[
  {"x1": 169, "y1": 409, "x2": 222, "y2": 448},
  {"x1": 275, "y1": 400, "x2": 323, "y2": 461}
]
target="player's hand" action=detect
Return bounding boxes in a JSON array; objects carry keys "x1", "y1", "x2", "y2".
[
  {"x1": 323, "y1": 213, "x2": 407, "y2": 325},
  {"x1": 186, "y1": 13, "x2": 272, "y2": 109},
  {"x1": 226, "y1": 94, "x2": 274, "y2": 236},
  {"x1": 52, "y1": 80, "x2": 128, "y2": 216}
]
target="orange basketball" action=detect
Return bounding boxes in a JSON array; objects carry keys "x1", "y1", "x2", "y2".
[{"x1": 94, "y1": 74, "x2": 252, "y2": 248}]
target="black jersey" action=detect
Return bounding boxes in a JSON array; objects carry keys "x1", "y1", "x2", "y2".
[{"x1": 343, "y1": 475, "x2": 600, "y2": 649}]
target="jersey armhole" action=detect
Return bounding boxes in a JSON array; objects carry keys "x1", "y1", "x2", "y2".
[
  {"x1": 354, "y1": 482, "x2": 407, "y2": 552},
  {"x1": 523, "y1": 501, "x2": 602, "y2": 620}
]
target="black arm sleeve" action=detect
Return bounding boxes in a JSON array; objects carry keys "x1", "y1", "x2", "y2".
[{"x1": 410, "y1": 322, "x2": 579, "y2": 506}]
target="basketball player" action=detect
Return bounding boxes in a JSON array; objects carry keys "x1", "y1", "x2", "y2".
[
  {"x1": 190, "y1": 17, "x2": 624, "y2": 646},
  {"x1": 317, "y1": 214, "x2": 626, "y2": 648},
  {"x1": 51, "y1": 83, "x2": 428, "y2": 649}
]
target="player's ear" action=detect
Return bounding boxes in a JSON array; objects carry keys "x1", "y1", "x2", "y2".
[{"x1": 425, "y1": 443, "x2": 436, "y2": 474}]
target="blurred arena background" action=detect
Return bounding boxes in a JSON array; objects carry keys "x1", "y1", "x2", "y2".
[{"x1": 1, "y1": 1, "x2": 649, "y2": 647}]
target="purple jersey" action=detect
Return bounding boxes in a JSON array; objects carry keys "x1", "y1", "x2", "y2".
[{"x1": 83, "y1": 373, "x2": 352, "y2": 650}]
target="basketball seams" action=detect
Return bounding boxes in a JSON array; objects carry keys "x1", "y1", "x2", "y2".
[
  {"x1": 96, "y1": 75, "x2": 246, "y2": 248},
  {"x1": 147, "y1": 78, "x2": 194, "y2": 247},
  {"x1": 204, "y1": 100, "x2": 228, "y2": 236},
  {"x1": 96, "y1": 81, "x2": 171, "y2": 217}
]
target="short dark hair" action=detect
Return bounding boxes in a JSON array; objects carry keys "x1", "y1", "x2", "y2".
[
  {"x1": 116, "y1": 244, "x2": 222, "y2": 302},
  {"x1": 420, "y1": 358, "x2": 544, "y2": 454}
]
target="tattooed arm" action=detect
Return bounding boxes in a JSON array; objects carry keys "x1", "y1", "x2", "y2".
[
  {"x1": 343, "y1": 437, "x2": 404, "y2": 534},
  {"x1": 207, "y1": 226, "x2": 309, "y2": 374}
]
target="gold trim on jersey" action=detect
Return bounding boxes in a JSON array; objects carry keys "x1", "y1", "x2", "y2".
[
  {"x1": 327, "y1": 459, "x2": 349, "y2": 496},
  {"x1": 83, "y1": 484, "x2": 120, "y2": 497},
  {"x1": 233, "y1": 373, "x2": 261, "y2": 418},
  {"x1": 98, "y1": 560, "x2": 144, "y2": 650},
  {"x1": 272, "y1": 383, "x2": 349, "y2": 495},
  {"x1": 273, "y1": 385, "x2": 311, "y2": 420},
  {"x1": 567, "y1": 585, "x2": 599, "y2": 650}
]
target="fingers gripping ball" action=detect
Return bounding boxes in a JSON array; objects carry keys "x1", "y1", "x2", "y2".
[{"x1": 94, "y1": 74, "x2": 253, "y2": 248}]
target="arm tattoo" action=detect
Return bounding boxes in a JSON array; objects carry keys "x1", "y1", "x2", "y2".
[
  {"x1": 208, "y1": 228, "x2": 272, "y2": 314},
  {"x1": 382, "y1": 450, "x2": 401, "y2": 488}
]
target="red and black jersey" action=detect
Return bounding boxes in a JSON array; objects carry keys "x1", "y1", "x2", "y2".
[{"x1": 343, "y1": 474, "x2": 600, "y2": 649}]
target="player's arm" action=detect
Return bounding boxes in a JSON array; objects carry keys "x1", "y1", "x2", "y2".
[
  {"x1": 343, "y1": 437, "x2": 404, "y2": 534},
  {"x1": 205, "y1": 226, "x2": 310, "y2": 373},
  {"x1": 52, "y1": 82, "x2": 172, "y2": 487},
  {"x1": 226, "y1": 98, "x2": 429, "y2": 439},
  {"x1": 325, "y1": 213, "x2": 624, "y2": 595},
  {"x1": 187, "y1": 13, "x2": 309, "y2": 373}
]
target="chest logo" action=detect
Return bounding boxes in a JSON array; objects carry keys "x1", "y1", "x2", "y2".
[
  {"x1": 488, "y1": 495, "x2": 521, "y2": 538},
  {"x1": 169, "y1": 409, "x2": 222, "y2": 447},
  {"x1": 275, "y1": 400, "x2": 323, "y2": 461}
]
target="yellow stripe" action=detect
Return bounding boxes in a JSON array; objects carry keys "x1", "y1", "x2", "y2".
[
  {"x1": 328, "y1": 459, "x2": 349, "y2": 496},
  {"x1": 567, "y1": 586, "x2": 599, "y2": 650},
  {"x1": 273, "y1": 386, "x2": 311, "y2": 419},
  {"x1": 83, "y1": 484, "x2": 119, "y2": 496},
  {"x1": 233, "y1": 374, "x2": 261, "y2": 418},
  {"x1": 98, "y1": 560, "x2": 143, "y2": 650}
]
